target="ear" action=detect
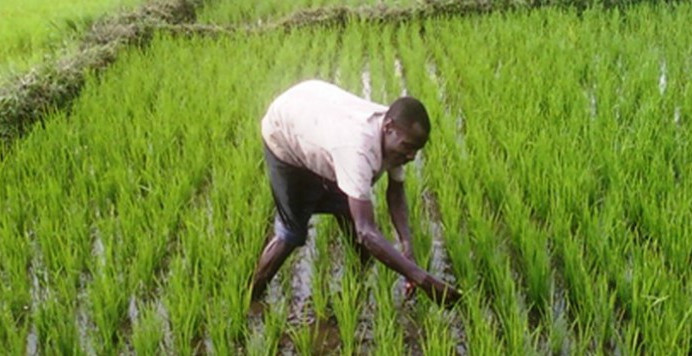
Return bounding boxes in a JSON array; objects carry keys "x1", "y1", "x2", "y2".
[{"x1": 383, "y1": 117, "x2": 394, "y2": 132}]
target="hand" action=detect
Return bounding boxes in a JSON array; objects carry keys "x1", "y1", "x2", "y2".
[
  {"x1": 420, "y1": 274, "x2": 462, "y2": 308},
  {"x1": 402, "y1": 244, "x2": 416, "y2": 298}
]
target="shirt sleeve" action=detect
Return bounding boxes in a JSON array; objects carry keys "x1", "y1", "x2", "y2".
[
  {"x1": 331, "y1": 147, "x2": 375, "y2": 200},
  {"x1": 388, "y1": 165, "x2": 405, "y2": 182}
]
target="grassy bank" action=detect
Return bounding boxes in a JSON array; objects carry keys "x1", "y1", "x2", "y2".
[{"x1": 0, "y1": 0, "x2": 146, "y2": 77}]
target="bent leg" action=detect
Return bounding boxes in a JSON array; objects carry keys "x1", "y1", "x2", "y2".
[
  {"x1": 250, "y1": 235, "x2": 297, "y2": 301},
  {"x1": 253, "y1": 143, "x2": 325, "y2": 301}
]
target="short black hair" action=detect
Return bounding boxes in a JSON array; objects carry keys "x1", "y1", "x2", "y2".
[{"x1": 386, "y1": 97, "x2": 431, "y2": 134}]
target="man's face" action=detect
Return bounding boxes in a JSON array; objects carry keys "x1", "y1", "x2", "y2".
[{"x1": 382, "y1": 118, "x2": 429, "y2": 167}]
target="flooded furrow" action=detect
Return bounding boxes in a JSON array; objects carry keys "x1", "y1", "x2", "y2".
[
  {"x1": 76, "y1": 272, "x2": 96, "y2": 356},
  {"x1": 278, "y1": 219, "x2": 318, "y2": 354},
  {"x1": 423, "y1": 182, "x2": 467, "y2": 355},
  {"x1": 245, "y1": 226, "x2": 289, "y2": 353},
  {"x1": 394, "y1": 57, "x2": 408, "y2": 97},
  {"x1": 422, "y1": 58, "x2": 467, "y2": 355},
  {"x1": 392, "y1": 53, "x2": 426, "y2": 354},
  {"x1": 74, "y1": 221, "x2": 105, "y2": 356},
  {"x1": 26, "y1": 230, "x2": 45, "y2": 356},
  {"x1": 155, "y1": 296, "x2": 176, "y2": 354},
  {"x1": 362, "y1": 66, "x2": 372, "y2": 101},
  {"x1": 288, "y1": 220, "x2": 318, "y2": 325}
]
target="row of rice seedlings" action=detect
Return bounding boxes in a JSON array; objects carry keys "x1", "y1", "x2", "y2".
[
  {"x1": 414, "y1": 14, "x2": 518, "y2": 354},
  {"x1": 372, "y1": 21, "x2": 442, "y2": 354},
  {"x1": 199, "y1": 0, "x2": 415, "y2": 25},
  {"x1": 433, "y1": 8, "x2": 578, "y2": 352},
  {"x1": 393, "y1": 20, "x2": 465, "y2": 354},
  {"x1": 373, "y1": 22, "x2": 438, "y2": 353},
  {"x1": 270, "y1": 25, "x2": 337, "y2": 354},
  {"x1": 305, "y1": 29, "x2": 343, "y2": 337},
  {"x1": 0, "y1": 101, "x2": 101, "y2": 351},
  {"x1": 329, "y1": 22, "x2": 370, "y2": 355},
  {"x1": 0, "y1": 0, "x2": 144, "y2": 77},
  {"x1": 366, "y1": 22, "x2": 409, "y2": 356},
  {"x1": 0, "y1": 28, "x2": 305, "y2": 352},
  {"x1": 424, "y1": 3, "x2": 691, "y2": 353},
  {"x1": 235, "y1": 29, "x2": 333, "y2": 354}
]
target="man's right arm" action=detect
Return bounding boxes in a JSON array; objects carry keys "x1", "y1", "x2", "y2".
[{"x1": 348, "y1": 197, "x2": 461, "y2": 306}]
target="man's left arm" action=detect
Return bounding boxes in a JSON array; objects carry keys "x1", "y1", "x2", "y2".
[{"x1": 386, "y1": 176, "x2": 414, "y2": 262}]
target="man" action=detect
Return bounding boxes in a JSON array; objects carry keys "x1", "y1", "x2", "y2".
[{"x1": 251, "y1": 79, "x2": 461, "y2": 307}]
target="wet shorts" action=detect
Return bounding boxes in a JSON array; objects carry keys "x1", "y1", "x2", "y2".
[{"x1": 264, "y1": 143, "x2": 350, "y2": 246}]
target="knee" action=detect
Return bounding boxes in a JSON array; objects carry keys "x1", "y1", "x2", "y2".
[{"x1": 274, "y1": 217, "x2": 307, "y2": 247}]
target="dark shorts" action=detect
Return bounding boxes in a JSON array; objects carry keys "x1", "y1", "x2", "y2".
[{"x1": 264, "y1": 143, "x2": 350, "y2": 246}]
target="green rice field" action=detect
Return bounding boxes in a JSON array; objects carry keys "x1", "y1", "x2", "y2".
[
  {"x1": 0, "y1": 0, "x2": 144, "y2": 77},
  {"x1": 1, "y1": 1, "x2": 691, "y2": 354}
]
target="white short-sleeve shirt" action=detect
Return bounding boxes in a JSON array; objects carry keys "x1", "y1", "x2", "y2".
[{"x1": 261, "y1": 80, "x2": 405, "y2": 200}]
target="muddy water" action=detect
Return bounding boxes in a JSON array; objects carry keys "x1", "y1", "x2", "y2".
[
  {"x1": 27, "y1": 231, "x2": 44, "y2": 356},
  {"x1": 76, "y1": 273, "x2": 96, "y2": 356},
  {"x1": 310, "y1": 318, "x2": 342, "y2": 354},
  {"x1": 277, "y1": 317, "x2": 341, "y2": 356},
  {"x1": 155, "y1": 292, "x2": 176, "y2": 354},
  {"x1": 279, "y1": 219, "x2": 319, "y2": 354},
  {"x1": 423, "y1": 189, "x2": 468, "y2": 355},
  {"x1": 287, "y1": 219, "x2": 318, "y2": 325},
  {"x1": 394, "y1": 57, "x2": 407, "y2": 97},
  {"x1": 361, "y1": 67, "x2": 372, "y2": 101}
]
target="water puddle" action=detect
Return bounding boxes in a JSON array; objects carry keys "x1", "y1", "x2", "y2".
[
  {"x1": 425, "y1": 59, "x2": 464, "y2": 148},
  {"x1": 361, "y1": 66, "x2": 372, "y2": 101},
  {"x1": 155, "y1": 297, "x2": 175, "y2": 354},
  {"x1": 311, "y1": 318, "x2": 342, "y2": 354},
  {"x1": 26, "y1": 325, "x2": 38, "y2": 356},
  {"x1": 423, "y1": 191, "x2": 467, "y2": 355},
  {"x1": 287, "y1": 219, "x2": 317, "y2": 326},
  {"x1": 27, "y1": 230, "x2": 45, "y2": 355},
  {"x1": 586, "y1": 86, "x2": 597, "y2": 119},
  {"x1": 394, "y1": 57, "x2": 408, "y2": 96},
  {"x1": 280, "y1": 317, "x2": 341, "y2": 355},
  {"x1": 659, "y1": 60, "x2": 667, "y2": 95},
  {"x1": 76, "y1": 272, "x2": 96, "y2": 356}
]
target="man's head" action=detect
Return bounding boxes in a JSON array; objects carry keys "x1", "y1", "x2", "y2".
[{"x1": 382, "y1": 97, "x2": 431, "y2": 167}]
